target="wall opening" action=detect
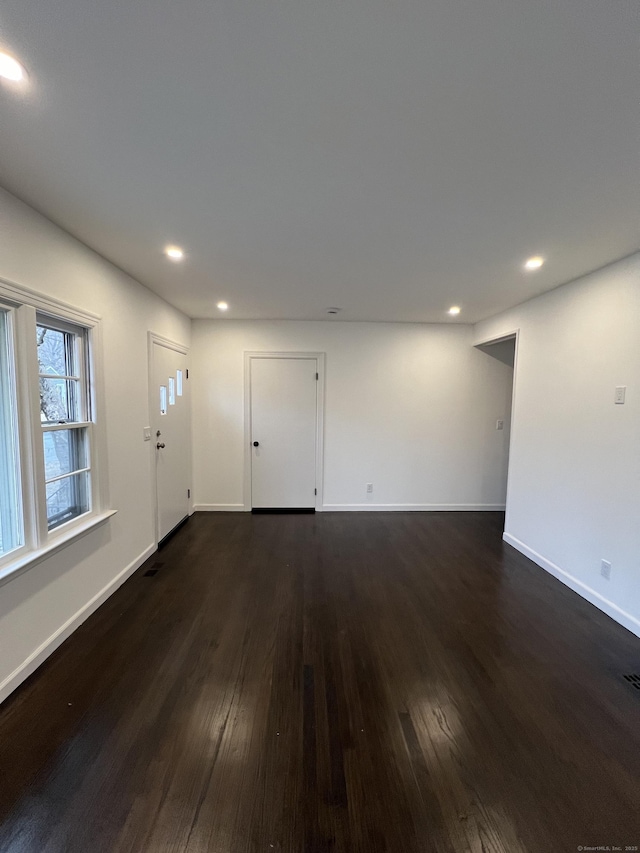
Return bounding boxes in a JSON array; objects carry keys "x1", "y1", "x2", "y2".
[{"x1": 476, "y1": 334, "x2": 517, "y2": 531}]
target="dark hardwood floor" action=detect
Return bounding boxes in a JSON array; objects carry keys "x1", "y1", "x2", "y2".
[{"x1": 1, "y1": 512, "x2": 639, "y2": 852}]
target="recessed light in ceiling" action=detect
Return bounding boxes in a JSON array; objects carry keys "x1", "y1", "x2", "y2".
[
  {"x1": 164, "y1": 245, "x2": 184, "y2": 261},
  {"x1": 0, "y1": 51, "x2": 26, "y2": 83},
  {"x1": 524, "y1": 255, "x2": 544, "y2": 271},
  {"x1": 448, "y1": 306, "x2": 461, "y2": 315},
  {"x1": 217, "y1": 301, "x2": 228, "y2": 311}
]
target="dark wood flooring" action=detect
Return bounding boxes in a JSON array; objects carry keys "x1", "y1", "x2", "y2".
[{"x1": 1, "y1": 512, "x2": 639, "y2": 852}]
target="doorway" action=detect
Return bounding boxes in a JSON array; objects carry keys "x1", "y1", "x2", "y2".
[
  {"x1": 476, "y1": 333, "x2": 517, "y2": 529},
  {"x1": 244, "y1": 352, "x2": 325, "y2": 511},
  {"x1": 149, "y1": 333, "x2": 190, "y2": 543}
]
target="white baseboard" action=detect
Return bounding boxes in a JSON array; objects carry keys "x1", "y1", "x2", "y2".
[
  {"x1": 322, "y1": 503, "x2": 506, "y2": 512},
  {"x1": 503, "y1": 533, "x2": 640, "y2": 639},
  {"x1": 0, "y1": 543, "x2": 157, "y2": 707},
  {"x1": 193, "y1": 503, "x2": 247, "y2": 512},
  {"x1": 193, "y1": 503, "x2": 506, "y2": 513}
]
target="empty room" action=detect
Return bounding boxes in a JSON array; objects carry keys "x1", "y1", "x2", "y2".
[{"x1": 0, "y1": 1, "x2": 638, "y2": 851}]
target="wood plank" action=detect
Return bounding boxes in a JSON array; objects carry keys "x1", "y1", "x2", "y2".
[{"x1": 1, "y1": 511, "x2": 639, "y2": 852}]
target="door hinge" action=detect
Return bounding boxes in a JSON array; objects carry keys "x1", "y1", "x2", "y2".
[
  {"x1": 315, "y1": 372, "x2": 318, "y2": 380},
  {"x1": 314, "y1": 488, "x2": 317, "y2": 495},
  {"x1": 186, "y1": 369, "x2": 189, "y2": 379},
  {"x1": 187, "y1": 488, "x2": 191, "y2": 499}
]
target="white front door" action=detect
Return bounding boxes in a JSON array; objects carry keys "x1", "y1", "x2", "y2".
[
  {"x1": 150, "y1": 338, "x2": 190, "y2": 541},
  {"x1": 250, "y1": 357, "x2": 318, "y2": 509}
]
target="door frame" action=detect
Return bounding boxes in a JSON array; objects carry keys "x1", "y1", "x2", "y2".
[
  {"x1": 243, "y1": 351, "x2": 325, "y2": 512},
  {"x1": 148, "y1": 331, "x2": 190, "y2": 544},
  {"x1": 474, "y1": 329, "x2": 519, "y2": 529}
]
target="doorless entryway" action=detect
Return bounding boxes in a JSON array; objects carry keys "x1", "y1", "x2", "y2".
[{"x1": 244, "y1": 352, "x2": 324, "y2": 511}]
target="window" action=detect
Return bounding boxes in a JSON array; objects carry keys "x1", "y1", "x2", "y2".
[
  {"x1": 168, "y1": 377, "x2": 175, "y2": 406},
  {"x1": 37, "y1": 319, "x2": 91, "y2": 529},
  {"x1": 0, "y1": 310, "x2": 23, "y2": 557},
  {"x1": 160, "y1": 385, "x2": 167, "y2": 415},
  {"x1": 176, "y1": 369, "x2": 183, "y2": 397},
  {"x1": 0, "y1": 279, "x2": 110, "y2": 578}
]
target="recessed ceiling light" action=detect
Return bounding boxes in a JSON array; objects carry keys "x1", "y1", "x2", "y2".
[
  {"x1": 217, "y1": 301, "x2": 228, "y2": 311},
  {"x1": 524, "y1": 256, "x2": 544, "y2": 271},
  {"x1": 0, "y1": 51, "x2": 26, "y2": 83},
  {"x1": 448, "y1": 306, "x2": 461, "y2": 315},
  {"x1": 164, "y1": 245, "x2": 184, "y2": 261}
]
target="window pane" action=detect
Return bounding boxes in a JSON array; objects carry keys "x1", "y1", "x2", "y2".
[
  {"x1": 43, "y1": 429, "x2": 88, "y2": 481},
  {"x1": 40, "y1": 377, "x2": 81, "y2": 423},
  {"x1": 39, "y1": 318, "x2": 92, "y2": 533},
  {"x1": 46, "y1": 472, "x2": 90, "y2": 530},
  {"x1": 169, "y1": 377, "x2": 175, "y2": 406},
  {"x1": 37, "y1": 325, "x2": 77, "y2": 377},
  {"x1": 176, "y1": 370, "x2": 183, "y2": 396},
  {"x1": 160, "y1": 385, "x2": 167, "y2": 415},
  {"x1": 0, "y1": 311, "x2": 24, "y2": 556}
]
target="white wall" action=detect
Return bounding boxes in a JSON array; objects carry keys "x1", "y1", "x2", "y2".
[
  {"x1": 0, "y1": 187, "x2": 191, "y2": 703},
  {"x1": 191, "y1": 320, "x2": 513, "y2": 511},
  {"x1": 5, "y1": 178, "x2": 632, "y2": 710},
  {"x1": 474, "y1": 253, "x2": 640, "y2": 637}
]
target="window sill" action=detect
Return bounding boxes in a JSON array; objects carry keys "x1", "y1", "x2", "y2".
[{"x1": 0, "y1": 510, "x2": 117, "y2": 588}]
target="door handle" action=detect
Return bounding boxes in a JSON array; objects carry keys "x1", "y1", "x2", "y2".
[
  {"x1": 253, "y1": 441, "x2": 259, "y2": 447},
  {"x1": 157, "y1": 442, "x2": 165, "y2": 449}
]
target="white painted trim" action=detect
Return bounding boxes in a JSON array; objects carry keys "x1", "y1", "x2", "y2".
[
  {"x1": 0, "y1": 542, "x2": 157, "y2": 706},
  {"x1": 147, "y1": 331, "x2": 189, "y2": 356},
  {"x1": 0, "y1": 510, "x2": 117, "y2": 588},
  {"x1": 21, "y1": 304, "x2": 49, "y2": 543},
  {"x1": 503, "y1": 533, "x2": 640, "y2": 639},
  {"x1": 88, "y1": 318, "x2": 111, "y2": 518},
  {"x1": 474, "y1": 329, "x2": 519, "y2": 348},
  {"x1": 323, "y1": 503, "x2": 506, "y2": 512},
  {"x1": 0, "y1": 275, "x2": 102, "y2": 325},
  {"x1": 242, "y1": 354, "x2": 251, "y2": 512},
  {"x1": 193, "y1": 503, "x2": 247, "y2": 512},
  {"x1": 0, "y1": 281, "x2": 112, "y2": 565},
  {"x1": 243, "y1": 352, "x2": 326, "y2": 512},
  {"x1": 314, "y1": 353, "x2": 326, "y2": 512},
  {"x1": 474, "y1": 328, "x2": 520, "y2": 531}
]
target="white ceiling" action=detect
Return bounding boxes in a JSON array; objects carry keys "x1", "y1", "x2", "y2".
[{"x1": 0, "y1": 0, "x2": 638, "y2": 322}]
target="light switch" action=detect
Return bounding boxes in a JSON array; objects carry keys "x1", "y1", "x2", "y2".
[
  {"x1": 496, "y1": 419, "x2": 504, "y2": 430},
  {"x1": 614, "y1": 386, "x2": 626, "y2": 405},
  {"x1": 143, "y1": 426, "x2": 151, "y2": 441}
]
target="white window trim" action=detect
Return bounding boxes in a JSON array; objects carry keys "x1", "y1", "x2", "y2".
[
  {"x1": 0, "y1": 275, "x2": 114, "y2": 582},
  {"x1": 0, "y1": 511, "x2": 117, "y2": 587}
]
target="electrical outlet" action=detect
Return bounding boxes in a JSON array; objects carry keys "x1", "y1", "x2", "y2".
[
  {"x1": 601, "y1": 560, "x2": 612, "y2": 580},
  {"x1": 614, "y1": 386, "x2": 626, "y2": 405},
  {"x1": 366, "y1": 483, "x2": 373, "y2": 494}
]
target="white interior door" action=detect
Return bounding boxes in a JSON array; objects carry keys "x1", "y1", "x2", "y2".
[
  {"x1": 150, "y1": 339, "x2": 190, "y2": 541},
  {"x1": 250, "y1": 357, "x2": 318, "y2": 508}
]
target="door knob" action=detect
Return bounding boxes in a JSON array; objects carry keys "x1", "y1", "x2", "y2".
[
  {"x1": 253, "y1": 441, "x2": 259, "y2": 447},
  {"x1": 157, "y1": 442, "x2": 165, "y2": 449}
]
